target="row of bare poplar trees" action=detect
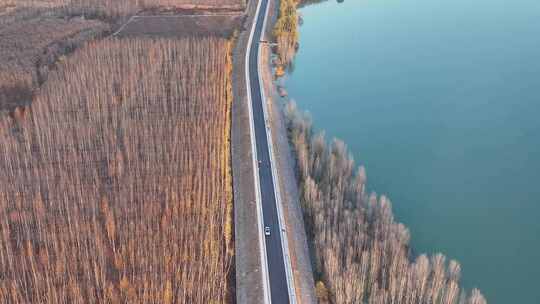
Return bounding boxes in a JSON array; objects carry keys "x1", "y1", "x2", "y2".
[
  {"x1": 285, "y1": 102, "x2": 487, "y2": 304},
  {"x1": 0, "y1": 37, "x2": 234, "y2": 303}
]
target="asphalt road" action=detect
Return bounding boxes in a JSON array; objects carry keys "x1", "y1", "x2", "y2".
[{"x1": 248, "y1": 0, "x2": 291, "y2": 303}]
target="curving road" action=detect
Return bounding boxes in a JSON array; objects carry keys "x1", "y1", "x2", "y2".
[{"x1": 247, "y1": 0, "x2": 291, "y2": 303}]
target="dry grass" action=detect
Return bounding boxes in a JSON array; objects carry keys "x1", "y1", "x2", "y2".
[
  {"x1": 0, "y1": 16, "x2": 109, "y2": 114},
  {"x1": 0, "y1": 37, "x2": 234, "y2": 303},
  {"x1": 116, "y1": 15, "x2": 244, "y2": 39},
  {"x1": 0, "y1": 1, "x2": 67, "y2": 25}
]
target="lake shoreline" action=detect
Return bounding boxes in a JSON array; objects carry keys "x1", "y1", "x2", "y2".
[
  {"x1": 268, "y1": 0, "x2": 536, "y2": 302},
  {"x1": 283, "y1": 0, "x2": 540, "y2": 302}
]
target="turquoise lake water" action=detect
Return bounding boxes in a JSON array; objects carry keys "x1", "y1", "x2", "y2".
[{"x1": 284, "y1": 0, "x2": 540, "y2": 302}]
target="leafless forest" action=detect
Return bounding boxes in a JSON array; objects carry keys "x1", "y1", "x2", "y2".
[
  {"x1": 0, "y1": 37, "x2": 234, "y2": 303},
  {"x1": 285, "y1": 102, "x2": 487, "y2": 304}
]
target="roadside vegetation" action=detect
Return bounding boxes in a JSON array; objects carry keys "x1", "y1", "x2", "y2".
[
  {"x1": 285, "y1": 102, "x2": 487, "y2": 304},
  {"x1": 273, "y1": 0, "x2": 299, "y2": 76},
  {"x1": 0, "y1": 37, "x2": 234, "y2": 303}
]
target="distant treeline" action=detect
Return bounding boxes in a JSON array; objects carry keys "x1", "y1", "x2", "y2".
[
  {"x1": 285, "y1": 102, "x2": 487, "y2": 304},
  {"x1": 1, "y1": 0, "x2": 246, "y2": 22}
]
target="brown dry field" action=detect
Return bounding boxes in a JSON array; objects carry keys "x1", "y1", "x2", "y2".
[
  {"x1": 0, "y1": 16, "x2": 109, "y2": 114},
  {"x1": 0, "y1": 37, "x2": 234, "y2": 303},
  {"x1": 116, "y1": 15, "x2": 245, "y2": 39}
]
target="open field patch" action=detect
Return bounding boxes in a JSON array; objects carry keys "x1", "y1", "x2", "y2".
[
  {"x1": 116, "y1": 15, "x2": 245, "y2": 38},
  {"x1": 0, "y1": 37, "x2": 234, "y2": 303},
  {"x1": 0, "y1": 16, "x2": 109, "y2": 114}
]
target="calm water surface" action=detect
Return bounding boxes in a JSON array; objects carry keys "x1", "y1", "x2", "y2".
[{"x1": 285, "y1": 0, "x2": 540, "y2": 302}]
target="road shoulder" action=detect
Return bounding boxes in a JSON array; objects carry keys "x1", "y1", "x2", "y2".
[{"x1": 231, "y1": 0, "x2": 267, "y2": 303}]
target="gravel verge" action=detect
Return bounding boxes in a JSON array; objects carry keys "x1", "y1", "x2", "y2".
[{"x1": 231, "y1": 0, "x2": 266, "y2": 303}]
